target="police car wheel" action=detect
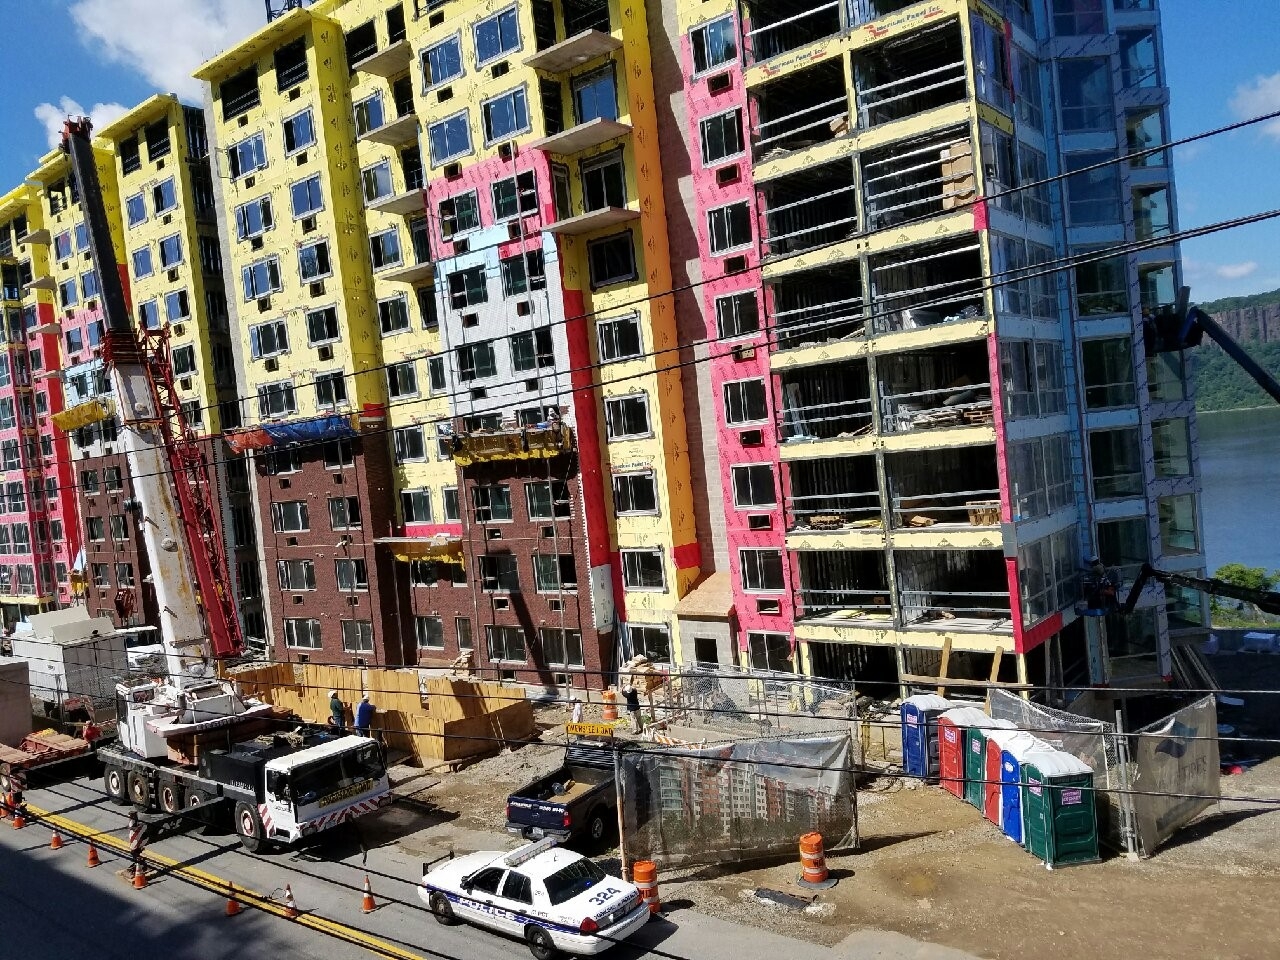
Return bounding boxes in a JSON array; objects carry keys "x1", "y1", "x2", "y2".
[
  {"x1": 104, "y1": 766, "x2": 129, "y2": 805},
  {"x1": 429, "y1": 892, "x2": 459, "y2": 925},
  {"x1": 525, "y1": 925, "x2": 558, "y2": 960},
  {"x1": 234, "y1": 801, "x2": 264, "y2": 853}
]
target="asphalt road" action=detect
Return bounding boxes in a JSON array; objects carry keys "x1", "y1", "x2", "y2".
[{"x1": 0, "y1": 770, "x2": 844, "y2": 960}]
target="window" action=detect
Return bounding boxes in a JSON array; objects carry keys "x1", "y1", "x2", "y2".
[
  {"x1": 604, "y1": 394, "x2": 650, "y2": 440},
  {"x1": 1119, "y1": 30, "x2": 1159, "y2": 89},
  {"x1": 298, "y1": 239, "x2": 331, "y2": 281},
  {"x1": 387, "y1": 361, "x2": 418, "y2": 398},
  {"x1": 378, "y1": 295, "x2": 411, "y2": 335},
  {"x1": 1074, "y1": 247, "x2": 1130, "y2": 317},
  {"x1": 307, "y1": 306, "x2": 340, "y2": 344},
  {"x1": 428, "y1": 356, "x2": 447, "y2": 392},
  {"x1": 581, "y1": 151, "x2": 625, "y2": 211},
  {"x1": 422, "y1": 35, "x2": 463, "y2": 89},
  {"x1": 1082, "y1": 338, "x2": 1136, "y2": 409},
  {"x1": 172, "y1": 345, "x2": 197, "y2": 377},
  {"x1": 271, "y1": 500, "x2": 310, "y2": 533},
  {"x1": 354, "y1": 92, "x2": 385, "y2": 136},
  {"x1": 275, "y1": 36, "x2": 309, "y2": 91},
  {"x1": 572, "y1": 65, "x2": 618, "y2": 124},
  {"x1": 443, "y1": 486, "x2": 460, "y2": 521},
  {"x1": 1057, "y1": 58, "x2": 1113, "y2": 132},
  {"x1": 473, "y1": 484, "x2": 513, "y2": 522},
  {"x1": 456, "y1": 341, "x2": 497, "y2": 381},
  {"x1": 740, "y1": 548, "x2": 785, "y2": 592},
  {"x1": 526, "y1": 481, "x2": 570, "y2": 520},
  {"x1": 90, "y1": 562, "x2": 109, "y2": 588},
  {"x1": 400, "y1": 488, "x2": 433, "y2": 523},
  {"x1": 479, "y1": 554, "x2": 520, "y2": 591},
  {"x1": 328, "y1": 497, "x2": 361, "y2": 531},
  {"x1": 629, "y1": 624, "x2": 671, "y2": 664},
  {"x1": 284, "y1": 618, "x2": 322, "y2": 649},
  {"x1": 104, "y1": 467, "x2": 123, "y2": 491},
  {"x1": 691, "y1": 16, "x2": 736, "y2": 74},
  {"x1": 257, "y1": 380, "x2": 296, "y2": 418},
  {"x1": 291, "y1": 175, "x2": 324, "y2": 218},
  {"x1": 54, "y1": 231, "x2": 72, "y2": 261},
  {"x1": 153, "y1": 178, "x2": 177, "y2": 214},
  {"x1": 621, "y1": 549, "x2": 665, "y2": 590},
  {"x1": 125, "y1": 193, "x2": 146, "y2": 226},
  {"x1": 699, "y1": 109, "x2": 744, "y2": 165},
  {"x1": 748, "y1": 632, "x2": 793, "y2": 673},
  {"x1": 723, "y1": 379, "x2": 767, "y2": 425},
  {"x1": 1133, "y1": 185, "x2": 1172, "y2": 241},
  {"x1": 227, "y1": 132, "x2": 268, "y2": 179},
  {"x1": 540, "y1": 628, "x2": 584, "y2": 667},
  {"x1": 165, "y1": 290, "x2": 190, "y2": 322},
  {"x1": 235, "y1": 196, "x2": 274, "y2": 240},
  {"x1": 533, "y1": 554, "x2": 577, "y2": 591},
  {"x1": 715, "y1": 292, "x2": 760, "y2": 339},
  {"x1": 587, "y1": 232, "x2": 637, "y2": 288},
  {"x1": 277, "y1": 559, "x2": 317, "y2": 591},
  {"x1": 1090, "y1": 427, "x2": 1143, "y2": 500},
  {"x1": 335, "y1": 558, "x2": 369, "y2": 591},
  {"x1": 491, "y1": 171, "x2": 537, "y2": 220},
  {"x1": 115, "y1": 562, "x2": 134, "y2": 587},
  {"x1": 510, "y1": 328, "x2": 554, "y2": 371},
  {"x1": 314, "y1": 371, "x2": 347, "y2": 408},
  {"x1": 428, "y1": 112, "x2": 471, "y2": 166},
  {"x1": 482, "y1": 87, "x2": 529, "y2": 142},
  {"x1": 500, "y1": 250, "x2": 546, "y2": 297},
  {"x1": 487, "y1": 624, "x2": 526, "y2": 662},
  {"x1": 596, "y1": 313, "x2": 642, "y2": 362},
  {"x1": 241, "y1": 257, "x2": 282, "y2": 300},
  {"x1": 1147, "y1": 350, "x2": 1186, "y2": 403},
  {"x1": 341, "y1": 619, "x2": 374, "y2": 653},
  {"x1": 283, "y1": 109, "x2": 315, "y2": 154},
  {"x1": 249, "y1": 319, "x2": 289, "y2": 359},
  {"x1": 416, "y1": 616, "x2": 445, "y2": 649},
  {"x1": 1065, "y1": 152, "x2": 1121, "y2": 226},
  {"x1": 473, "y1": 7, "x2": 519, "y2": 66},
  {"x1": 1097, "y1": 517, "x2": 1150, "y2": 583},
  {"x1": 1152, "y1": 419, "x2": 1190, "y2": 477},
  {"x1": 448, "y1": 266, "x2": 488, "y2": 308},
  {"x1": 1126, "y1": 109, "x2": 1168, "y2": 168},
  {"x1": 707, "y1": 202, "x2": 752, "y2": 254},
  {"x1": 1158, "y1": 494, "x2": 1198, "y2": 556},
  {"x1": 64, "y1": 328, "x2": 84, "y2": 355},
  {"x1": 362, "y1": 161, "x2": 394, "y2": 203},
  {"x1": 439, "y1": 192, "x2": 480, "y2": 238},
  {"x1": 132, "y1": 247, "x2": 154, "y2": 278},
  {"x1": 732, "y1": 464, "x2": 775, "y2": 508},
  {"x1": 370, "y1": 228, "x2": 402, "y2": 270},
  {"x1": 1052, "y1": 0, "x2": 1105, "y2": 35},
  {"x1": 394, "y1": 426, "x2": 427, "y2": 462}
]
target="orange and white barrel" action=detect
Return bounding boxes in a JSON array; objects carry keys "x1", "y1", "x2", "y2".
[
  {"x1": 601, "y1": 688, "x2": 619, "y2": 723},
  {"x1": 632, "y1": 859, "x2": 660, "y2": 915},
  {"x1": 798, "y1": 833, "x2": 828, "y2": 885}
]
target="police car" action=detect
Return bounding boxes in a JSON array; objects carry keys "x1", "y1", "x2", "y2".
[{"x1": 418, "y1": 837, "x2": 650, "y2": 959}]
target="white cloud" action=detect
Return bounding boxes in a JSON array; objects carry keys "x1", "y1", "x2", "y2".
[
  {"x1": 1216, "y1": 261, "x2": 1259, "y2": 280},
  {"x1": 1229, "y1": 72, "x2": 1280, "y2": 139},
  {"x1": 34, "y1": 97, "x2": 129, "y2": 149},
  {"x1": 67, "y1": 0, "x2": 264, "y2": 102}
]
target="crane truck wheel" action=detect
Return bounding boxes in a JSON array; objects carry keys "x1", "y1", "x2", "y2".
[
  {"x1": 234, "y1": 801, "x2": 266, "y2": 853},
  {"x1": 158, "y1": 781, "x2": 184, "y2": 814},
  {"x1": 127, "y1": 770, "x2": 152, "y2": 809},
  {"x1": 104, "y1": 766, "x2": 129, "y2": 805}
]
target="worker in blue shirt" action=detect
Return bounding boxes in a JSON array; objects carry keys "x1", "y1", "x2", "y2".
[{"x1": 354, "y1": 693, "x2": 375, "y2": 738}]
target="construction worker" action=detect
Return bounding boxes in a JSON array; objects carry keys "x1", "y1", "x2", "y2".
[
  {"x1": 329, "y1": 689, "x2": 345, "y2": 730},
  {"x1": 571, "y1": 698, "x2": 585, "y2": 725},
  {"x1": 624, "y1": 685, "x2": 643, "y2": 735},
  {"x1": 354, "y1": 694, "x2": 375, "y2": 738}
]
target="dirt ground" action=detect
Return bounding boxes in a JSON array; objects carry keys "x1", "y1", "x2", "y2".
[{"x1": 390, "y1": 659, "x2": 1280, "y2": 960}]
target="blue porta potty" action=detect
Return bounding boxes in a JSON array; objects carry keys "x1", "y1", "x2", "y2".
[
  {"x1": 900, "y1": 694, "x2": 953, "y2": 781},
  {"x1": 999, "y1": 734, "x2": 1052, "y2": 845}
]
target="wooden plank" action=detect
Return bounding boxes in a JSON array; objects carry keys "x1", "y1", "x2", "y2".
[
  {"x1": 935, "y1": 637, "x2": 953, "y2": 698},
  {"x1": 985, "y1": 646, "x2": 1005, "y2": 714},
  {"x1": 898, "y1": 673, "x2": 1027, "y2": 689}
]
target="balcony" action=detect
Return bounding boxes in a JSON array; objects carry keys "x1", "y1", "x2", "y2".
[
  {"x1": 381, "y1": 221, "x2": 433, "y2": 284},
  {"x1": 753, "y1": 60, "x2": 848, "y2": 160},
  {"x1": 868, "y1": 236, "x2": 984, "y2": 336},
  {"x1": 23, "y1": 275, "x2": 57, "y2": 294},
  {"x1": 451, "y1": 421, "x2": 573, "y2": 467},
  {"x1": 360, "y1": 112, "x2": 419, "y2": 147},
  {"x1": 760, "y1": 160, "x2": 857, "y2": 258},
  {"x1": 795, "y1": 550, "x2": 893, "y2": 625},
  {"x1": 531, "y1": 116, "x2": 630, "y2": 155},
  {"x1": 862, "y1": 125, "x2": 974, "y2": 232},
  {"x1": 546, "y1": 205, "x2": 638, "y2": 236},
  {"x1": 886, "y1": 446, "x2": 1001, "y2": 544},
  {"x1": 777, "y1": 359, "x2": 873, "y2": 449},
  {"x1": 351, "y1": 39, "x2": 412, "y2": 78},
  {"x1": 768, "y1": 265, "x2": 866, "y2": 352},
  {"x1": 19, "y1": 228, "x2": 51, "y2": 247},
  {"x1": 877, "y1": 342, "x2": 993, "y2": 435},
  {"x1": 786, "y1": 455, "x2": 880, "y2": 533},
  {"x1": 367, "y1": 188, "x2": 426, "y2": 217},
  {"x1": 852, "y1": 20, "x2": 967, "y2": 129},
  {"x1": 896, "y1": 548, "x2": 1012, "y2": 632},
  {"x1": 525, "y1": 30, "x2": 620, "y2": 72}
]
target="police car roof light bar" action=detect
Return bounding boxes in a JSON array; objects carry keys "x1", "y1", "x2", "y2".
[{"x1": 503, "y1": 836, "x2": 559, "y2": 868}]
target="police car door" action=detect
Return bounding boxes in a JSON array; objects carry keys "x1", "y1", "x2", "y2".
[
  {"x1": 462, "y1": 867, "x2": 508, "y2": 928},
  {"x1": 498, "y1": 871, "x2": 535, "y2": 934}
]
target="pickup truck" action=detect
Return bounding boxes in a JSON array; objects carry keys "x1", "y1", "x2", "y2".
[{"x1": 506, "y1": 740, "x2": 615, "y2": 847}]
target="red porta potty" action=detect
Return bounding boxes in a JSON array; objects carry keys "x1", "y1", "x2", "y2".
[
  {"x1": 937, "y1": 706, "x2": 992, "y2": 799},
  {"x1": 984, "y1": 729, "x2": 1039, "y2": 826}
]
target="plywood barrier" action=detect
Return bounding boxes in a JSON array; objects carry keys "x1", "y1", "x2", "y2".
[{"x1": 228, "y1": 664, "x2": 535, "y2": 766}]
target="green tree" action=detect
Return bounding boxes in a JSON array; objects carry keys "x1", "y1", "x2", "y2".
[{"x1": 1214, "y1": 563, "x2": 1276, "y2": 594}]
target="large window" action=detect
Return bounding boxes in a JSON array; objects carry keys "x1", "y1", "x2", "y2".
[
  {"x1": 329, "y1": 496, "x2": 362, "y2": 529},
  {"x1": 153, "y1": 178, "x2": 177, "y2": 214},
  {"x1": 277, "y1": 559, "x2": 317, "y2": 591},
  {"x1": 284, "y1": 618, "x2": 322, "y2": 649},
  {"x1": 478, "y1": 554, "x2": 520, "y2": 592},
  {"x1": 587, "y1": 232, "x2": 636, "y2": 288},
  {"x1": 249, "y1": 319, "x2": 289, "y2": 359},
  {"x1": 572, "y1": 65, "x2": 618, "y2": 124},
  {"x1": 1074, "y1": 247, "x2": 1130, "y2": 317},
  {"x1": 472, "y1": 484, "x2": 513, "y2": 522},
  {"x1": 1158, "y1": 494, "x2": 1198, "y2": 556},
  {"x1": 1126, "y1": 109, "x2": 1168, "y2": 168},
  {"x1": 242, "y1": 257, "x2": 282, "y2": 300},
  {"x1": 416, "y1": 616, "x2": 445, "y2": 650},
  {"x1": 227, "y1": 132, "x2": 267, "y2": 179},
  {"x1": 748, "y1": 632, "x2": 793, "y2": 673},
  {"x1": 732, "y1": 464, "x2": 776, "y2": 508},
  {"x1": 298, "y1": 239, "x2": 331, "y2": 281},
  {"x1": 354, "y1": 92, "x2": 385, "y2": 136},
  {"x1": 1052, "y1": 0, "x2": 1106, "y2": 36},
  {"x1": 291, "y1": 175, "x2": 324, "y2": 218},
  {"x1": 439, "y1": 191, "x2": 480, "y2": 238},
  {"x1": 500, "y1": 250, "x2": 546, "y2": 296},
  {"x1": 740, "y1": 548, "x2": 785, "y2": 592},
  {"x1": 1147, "y1": 350, "x2": 1186, "y2": 402},
  {"x1": 715, "y1": 292, "x2": 760, "y2": 340},
  {"x1": 1000, "y1": 340, "x2": 1066, "y2": 419},
  {"x1": 272, "y1": 500, "x2": 310, "y2": 533},
  {"x1": 691, "y1": 15, "x2": 736, "y2": 74},
  {"x1": 394, "y1": 426, "x2": 426, "y2": 462},
  {"x1": 257, "y1": 380, "x2": 296, "y2": 418},
  {"x1": 486, "y1": 625, "x2": 526, "y2": 662},
  {"x1": 428, "y1": 111, "x2": 472, "y2": 166},
  {"x1": 492, "y1": 171, "x2": 537, "y2": 220},
  {"x1": 1081, "y1": 337, "x2": 1136, "y2": 409},
  {"x1": 482, "y1": 87, "x2": 529, "y2": 142},
  {"x1": 341, "y1": 619, "x2": 374, "y2": 653},
  {"x1": 370, "y1": 228, "x2": 403, "y2": 269},
  {"x1": 422, "y1": 35, "x2": 463, "y2": 89},
  {"x1": 526, "y1": 481, "x2": 570, "y2": 520},
  {"x1": 621, "y1": 549, "x2": 665, "y2": 591},
  {"x1": 723, "y1": 379, "x2": 768, "y2": 425},
  {"x1": 1090, "y1": 427, "x2": 1144, "y2": 500},
  {"x1": 613, "y1": 471, "x2": 657, "y2": 515},
  {"x1": 540, "y1": 628, "x2": 584, "y2": 668},
  {"x1": 474, "y1": 7, "x2": 519, "y2": 65},
  {"x1": 283, "y1": 109, "x2": 315, "y2": 153},
  {"x1": 1057, "y1": 58, "x2": 1113, "y2": 132},
  {"x1": 378, "y1": 295, "x2": 411, "y2": 334},
  {"x1": 581, "y1": 151, "x2": 625, "y2": 212},
  {"x1": 533, "y1": 554, "x2": 577, "y2": 591},
  {"x1": 597, "y1": 313, "x2": 642, "y2": 362},
  {"x1": 400, "y1": 489, "x2": 433, "y2": 523},
  {"x1": 1097, "y1": 517, "x2": 1149, "y2": 583},
  {"x1": 1152, "y1": 418, "x2": 1190, "y2": 477},
  {"x1": 1119, "y1": 30, "x2": 1159, "y2": 89},
  {"x1": 604, "y1": 394, "x2": 650, "y2": 439},
  {"x1": 707, "y1": 202, "x2": 752, "y2": 254},
  {"x1": 307, "y1": 306, "x2": 339, "y2": 344},
  {"x1": 629, "y1": 624, "x2": 671, "y2": 665},
  {"x1": 448, "y1": 266, "x2": 488, "y2": 308},
  {"x1": 456, "y1": 341, "x2": 497, "y2": 380},
  {"x1": 699, "y1": 109, "x2": 744, "y2": 166},
  {"x1": 362, "y1": 161, "x2": 394, "y2": 202},
  {"x1": 335, "y1": 558, "x2": 369, "y2": 591},
  {"x1": 387, "y1": 361, "x2": 418, "y2": 398},
  {"x1": 1065, "y1": 152, "x2": 1121, "y2": 225}
]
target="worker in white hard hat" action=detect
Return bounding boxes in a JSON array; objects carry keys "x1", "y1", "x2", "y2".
[{"x1": 354, "y1": 693, "x2": 375, "y2": 738}]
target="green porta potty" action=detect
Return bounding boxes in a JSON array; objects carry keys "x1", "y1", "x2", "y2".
[
  {"x1": 1021, "y1": 748, "x2": 1099, "y2": 867},
  {"x1": 964, "y1": 718, "x2": 1014, "y2": 809}
]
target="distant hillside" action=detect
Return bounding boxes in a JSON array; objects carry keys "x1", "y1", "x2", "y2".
[{"x1": 1190, "y1": 288, "x2": 1280, "y2": 411}]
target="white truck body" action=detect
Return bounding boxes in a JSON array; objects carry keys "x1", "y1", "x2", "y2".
[{"x1": 9, "y1": 610, "x2": 126, "y2": 708}]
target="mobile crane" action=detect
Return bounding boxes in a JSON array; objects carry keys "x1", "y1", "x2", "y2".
[{"x1": 63, "y1": 119, "x2": 390, "y2": 850}]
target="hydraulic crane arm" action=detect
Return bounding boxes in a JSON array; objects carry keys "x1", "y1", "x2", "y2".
[{"x1": 1120, "y1": 563, "x2": 1280, "y2": 617}]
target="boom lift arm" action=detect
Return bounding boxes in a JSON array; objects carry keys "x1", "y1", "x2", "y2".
[{"x1": 1120, "y1": 563, "x2": 1280, "y2": 618}]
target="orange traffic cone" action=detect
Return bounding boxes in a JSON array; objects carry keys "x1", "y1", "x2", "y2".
[
  {"x1": 0, "y1": 792, "x2": 10, "y2": 819},
  {"x1": 361, "y1": 874, "x2": 376, "y2": 914},
  {"x1": 49, "y1": 828, "x2": 64, "y2": 850},
  {"x1": 86, "y1": 842, "x2": 101, "y2": 868},
  {"x1": 282, "y1": 884, "x2": 298, "y2": 919},
  {"x1": 11, "y1": 806, "x2": 25, "y2": 830},
  {"x1": 132, "y1": 862, "x2": 147, "y2": 889},
  {"x1": 226, "y1": 883, "x2": 242, "y2": 917}
]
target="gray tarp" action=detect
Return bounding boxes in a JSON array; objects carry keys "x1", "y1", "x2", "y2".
[{"x1": 1130, "y1": 694, "x2": 1220, "y2": 855}]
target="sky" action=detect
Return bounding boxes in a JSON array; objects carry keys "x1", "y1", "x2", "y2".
[{"x1": 0, "y1": 0, "x2": 1277, "y2": 304}]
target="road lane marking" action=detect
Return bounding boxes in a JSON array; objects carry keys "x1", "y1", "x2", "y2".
[{"x1": 24, "y1": 803, "x2": 429, "y2": 960}]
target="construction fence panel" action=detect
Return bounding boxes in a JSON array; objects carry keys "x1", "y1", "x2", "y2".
[
  {"x1": 1129, "y1": 694, "x2": 1220, "y2": 857},
  {"x1": 620, "y1": 734, "x2": 858, "y2": 870}
]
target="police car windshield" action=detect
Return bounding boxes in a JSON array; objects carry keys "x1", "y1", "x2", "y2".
[{"x1": 543, "y1": 858, "x2": 607, "y2": 906}]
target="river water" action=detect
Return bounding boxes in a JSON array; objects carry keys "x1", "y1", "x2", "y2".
[{"x1": 1196, "y1": 406, "x2": 1280, "y2": 575}]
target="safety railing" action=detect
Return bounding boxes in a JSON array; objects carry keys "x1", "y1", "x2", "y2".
[
  {"x1": 879, "y1": 383, "x2": 993, "y2": 434},
  {"x1": 900, "y1": 589, "x2": 1012, "y2": 623},
  {"x1": 779, "y1": 396, "x2": 873, "y2": 442},
  {"x1": 796, "y1": 587, "x2": 893, "y2": 619},
  {"x1": 891, "y1": 489, "x2": 1002, "y2": 528},
  {"x1": 762, "y1": 184, "x2": 857, "y2": 256},
  {"x1": 755, "y1": 93, "x2": 849, "y2": 155},
  {"x1": 743, "y1": 1, "x2": 842, "y2": 66},
  {"x1": 787, "y1": 490, "x2": 882, "y2": 531},
  {"x1": 858, "y1": 60, "x2": 966, "y2": 128}
]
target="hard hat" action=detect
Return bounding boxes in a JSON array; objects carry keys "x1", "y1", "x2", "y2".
[{"x1": 329, "y1": 689, "x2": 338, "y2": 698}]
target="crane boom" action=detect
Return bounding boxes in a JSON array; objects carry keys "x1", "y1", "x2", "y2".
[{"x1": 1120, "y1": 563, "x2": 1280, "y2": 617}]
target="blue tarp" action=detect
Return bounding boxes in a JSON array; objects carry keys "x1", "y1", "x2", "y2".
[{"x1": 262, "y1": 414, "x2": 357, "y2": 446}]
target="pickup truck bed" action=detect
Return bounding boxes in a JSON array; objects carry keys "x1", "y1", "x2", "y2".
[{"x1": 506, "y1": 740, "x2": 616, "y2": 845}]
